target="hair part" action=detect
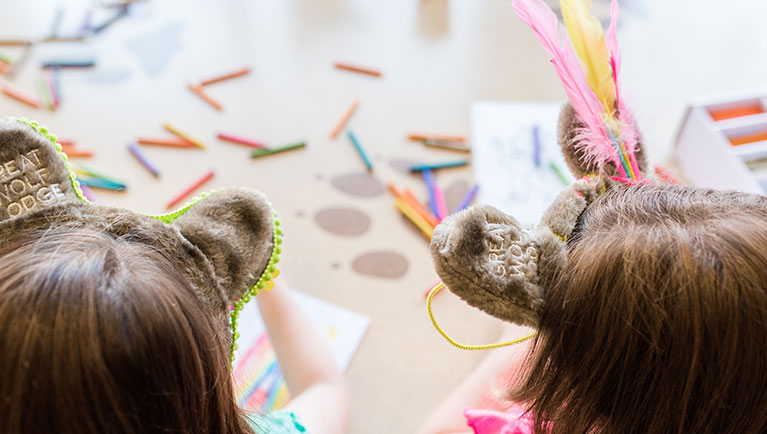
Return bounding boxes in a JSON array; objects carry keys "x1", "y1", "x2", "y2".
[
  {"x1": 0, "y1": 228, "x2": 254, "y2": 434},
  {"x1": 512, "y1": 184, "x2": 767, "y2": 434}
]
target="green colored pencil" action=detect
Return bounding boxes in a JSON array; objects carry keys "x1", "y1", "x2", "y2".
[
  {"x1": 550, "y1": 161, "x2": 571, "y2": 186},
  {"x1": 251, "y1": 142, "x2": 306, "y2": 158}
]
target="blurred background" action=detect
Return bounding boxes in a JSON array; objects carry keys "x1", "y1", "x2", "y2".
[{"x1": 1, "y1": 1, "x2": 765, "y2": 432}]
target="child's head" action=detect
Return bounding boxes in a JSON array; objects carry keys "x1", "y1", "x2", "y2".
[
  {"x1": 512, "y1": 184, "x2": 767, "y2": 433},
  {"x1": 0, "y1": 228, "x2": 253, "y2": 434}
]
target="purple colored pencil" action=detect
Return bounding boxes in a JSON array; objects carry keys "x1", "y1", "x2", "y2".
[
  {"x1": 421, "y1": 169, "x2": 440, "y2": 219},
  {"x1": 453, "y1": 185, "x2": 479, "y2": 214},
  {"x1": 532, "y1": 124, "x2": 542, "y2": 168},
  {"x1": 79, "y1": 183, "x2": 98, "y2": 202},
  {"x1": 128, "y1": 142, "x2": 160, "y2": 177}
]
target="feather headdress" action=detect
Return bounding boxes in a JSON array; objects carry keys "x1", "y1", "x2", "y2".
[{"x1": 513, "y1": 0, "x2": 641, "y2": 179}]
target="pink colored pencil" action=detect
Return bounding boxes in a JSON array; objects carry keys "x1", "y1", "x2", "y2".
[
  {"x1": 330, "y1": 99, "x2": 359, "y2": 139},
  {"x1": 166, "y1": 170, "x2": 215, "y2": 210},
  {"x1": 1, "y1": 84, "x2": 40, "y2": 108},
  {"x1": 199, "y1": 67, "x2": 251, "y2": 86},
  {"x1": 433, "y1": 179, "x2": 448, "y2": 221},
  {"x1": 217, "y1": 132, "x2": 267, "y2": 149}
]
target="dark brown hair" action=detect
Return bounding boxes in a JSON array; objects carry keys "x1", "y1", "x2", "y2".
[
  {"x1": 0, "y1": 228, "x2": 255, "y2": 434},
  {"x1": 512, "y1": 184, "x2": 767, "y2": 434}
]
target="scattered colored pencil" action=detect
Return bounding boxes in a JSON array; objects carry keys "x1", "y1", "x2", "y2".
[
  {"x1": 402, "y1": 189, "x2": 440, "y2": 228},
  {"x1": 410, "y1": 160, "x2": 469, "y2": 172},
  {"x1": 422, "y1": 139, "x2": 471, "y2": 152},
  {"x1": 421, "y1": 169, "x2": 440, "y2": 219},
  {"x1": 199, "y1": 67, "x2": 251, "y2": 86},
  {"x1": 218, "y1": 132, "x2": 267, "y2": 149},
  {"x1": 188, "y1": 84, "x2": 223, "y2": 111},
  {"x1": 78, "y1": 183, "x2": 98, "y2": 202},
  {"x1": 654, "y1": 166, "x2": 681, "y2": 185},
  {"x1": 532, "y1": 125, "x2": 541, "y2": 167},
  {"x1": 550, "y1": 161, "x2": 571, "y2": 186},
  {"x1": 73, "y1": 166, "x2": 126, "y2": 186},
  {"x1": 166, "y1": 170, "x2": 215, "y2": 210},
  {"x1": 77, "y1": 176, "x2": 126, "y2": 191},
  {"x1": 1, "y1": 84, "x2": 41, "y2": 108},
  {"x1": 408, "y1": 133, "x2": 466, "y2": 143},
  {"x1": 41, "y1": 59, "x2": 95, "y2": 68},
  {"x1": 333, "y1": 62, "x2": 382, "y2": 77},
  {"x1": 128, "y1": 143, "x2": 160, "y2": 177},
  {"x1": 57, "y1": 139, "x2": 75, "y2": 147},
  {"x1": 453, "y1": 185, "x2": 479, "y2": 214},
  {"x1": 62, "y1": 149, "x2": 94, "y2": 157},
  {"x1": 347, "y1": 131, "x2": 373, "y2": 171},
  {"x1": 433, "y1": 179, "x2": 448, "y2": 221},
  {"x1": 138, "y1": 137, "x2": 195, "y2": 148},
  {"x1": 163, "y1": 123, "x2": 205, "y2": 149},
  {"x1": 251, "y1": 142, "x2": 306, "y2": 158},
  {"x1": 330, "y1": 99, "x2": 359, "y2": 139},
  {"x1": 394, "y1": 197, "x2": 433, "y2": 240}
]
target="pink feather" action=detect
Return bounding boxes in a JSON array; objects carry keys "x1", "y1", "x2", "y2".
[{"x1": 512, "y1": 0, "x2": 619, "y2": 170}]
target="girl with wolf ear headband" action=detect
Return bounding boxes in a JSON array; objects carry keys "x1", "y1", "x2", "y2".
[{"x1": 419, "y1": 1, "x2": 767, "y2": 433}]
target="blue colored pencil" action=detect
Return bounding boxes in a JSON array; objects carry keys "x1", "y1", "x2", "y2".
[
  {"x1": 347, "y1": 130, "x2": 373, "y2": 171},
  {"x1": 410, "y1": 160, "x2": 468, "y2": 172},
  {"x1": 77, "y1": 176, "x2": 126, "y2": 191},
  {"x1": 421, "y1": 169, "x2": 440, "y2": 218},
  {"x1": 532, "y1": 125, "x2": 541, "y2": 168},
  {"x1": 128, "y1": 143, "x2": 160, "y2": 177},
  {"x1": 453, "y1": 185, "x2": 479, "y2": 214}
]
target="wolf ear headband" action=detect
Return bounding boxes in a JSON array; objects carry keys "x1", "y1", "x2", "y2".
[
  {"x1": 0, "y1": 118, "x2": 282, "y2": 362},
  {"x1": 428, "y1": 0, "x2": 655, "y2": 347}
]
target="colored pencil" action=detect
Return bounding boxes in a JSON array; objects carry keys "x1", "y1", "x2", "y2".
[
  {"x1": 62, "y1": 149, "x2": 94, "y2": 157},
  {"x1": 57, "y1": 139, "x2": 75, "y2": 147},
  {"x1": 421, "y1": 169, "x2": 440, "y2": 219},
  {"x1": 0, "y1": 40, "x2": 32, "y2": 46},
  {"x1": 188, "y1": 84, "x2": 223, "y2": 111},
  {"x1": 1, "y1": 84, "x2": 40, "y2": 108},
  {"x1": 410, "y1": 160, "x2": 469, "y2": 172},
  {"x1": 453, "y1": 185, "x2": 479, "y2": 214},
  {"x1": 90, "y1": 7, "x2": 128, "y2": 34},
  {"x1": 394, "y1": 197, "x2": 433, "y2": 240},
  {"x1": 166, "y1": 170, "x2": 215, "y2": 209},
  {"x1": 433, "y1": 179, "x2": 448, "y2": 221},
  {"x1": 347, "y1": 131, "x2": 373, "y2": 171},
  {"x1": 422, "y1": 139, "x2": 471, "y2": 152},
  {"x1": 424, "y1": 280, "x2": 443, "y2": 299},
  {"x1": 550, "y1": 161, "x2": 571, "y2": 186},
  {"x1": 217, "y1": 132, "x2": 267, "y2": 148},
  {"x1": 333, "y1": 62, "x2": 382, "y2": 77},
  {"x1": 199, "y1": 67, "x2": 251, "y2": 86},
  {"x1": 77, "y1": 176, "x2": 126, "y2": 191},
  {"x1": 386, "y1": 182, "x2": 403, "y2": 199},
  {"x1": 654, "y1": 167, "x2": 681, "y2": 185},
  {"x1": 78, "y1": 183, "x2": 98, "y2": 202},
  {"x1": 251, "y1": 142, "x2": 306, "y2": 158},
  {"x1": 532, "y1": 125, "x2": 541, "y2": 167},
  {"x1": 47, "y1": 68, "x2": 60, "y2": 108},
  {"x1": 138, "y1": 137, "x2": 195, "y2": 148},
  {"x1": 73, "y1": 166, "x2": 126, "y2": 186},
  {"x1": 128, "y1": 143, "x2": 160, "y2": 177},
  {"x1": 402, "y1": 189, "x2": 440, "y2": 228},
  {"x1": 408, "y1": 133, "x2": 466, "y2": 143},
  {"x1": 163, "y1": 123, "x2": 206, "y2": 149},
  {"x1": 330, "y1": 99, "x2": 359, "y2": 139},
  {"x1": 41, "y1": 59, "x2": 95, "y2": 68}
]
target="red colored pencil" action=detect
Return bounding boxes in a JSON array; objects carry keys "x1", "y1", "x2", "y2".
[
  {"x1": 330, "y1": 99, "x2": 359, "y2": 139},
  {"x1": 1, "y1": 84, "x2": 40, "y2": 108},
  {"x1": 217, "y1": 132, "x2": 267, "y2": 149},
  {"x1": 166, "y1": 170, "x2": 215, "y2": 209},
  {"x1": 333, "y1": 62, "x2": 382, "y2": 77},
  {"x1": 199, "y1": 67, "x2": 251, "y2": 86},
  {"x1": 187, "y1": 84, "x2": 223, "y2": 111}
]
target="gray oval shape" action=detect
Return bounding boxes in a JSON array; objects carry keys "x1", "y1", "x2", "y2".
[
  {"x1": 314, "y1": 207, "x2": 371, "y2": 237},
  {"x1": 351, "y1": 251, "x2": 409, "y2": 279},
  {"x1": 330, "y1": 172, "x2": 386, "y2": 198}
]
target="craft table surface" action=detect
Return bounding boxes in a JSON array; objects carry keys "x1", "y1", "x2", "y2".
[{"x1": 1, "y1": 1, "x2": 765, "y2": 432}]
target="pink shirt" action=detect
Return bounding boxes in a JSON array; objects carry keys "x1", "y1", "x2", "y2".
[{"x1": 464, "y1": 406, "x2": 535, "y2": 434}]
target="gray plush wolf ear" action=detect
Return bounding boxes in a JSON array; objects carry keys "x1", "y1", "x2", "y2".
[{"x1": 0, "y1": 118, "x2": 280, "y2": 325}]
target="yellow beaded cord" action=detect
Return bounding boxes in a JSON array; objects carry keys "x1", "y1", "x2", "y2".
[{"x1": 426, "y1": 282, "x2": 537, "y2": 351}]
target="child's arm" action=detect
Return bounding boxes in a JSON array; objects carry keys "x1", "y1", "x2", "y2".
[
  {"x1": 257, "y1": 279, "x2": 348, "y2": 434},
  {"x1": 416, "y1": 323, "x2": 533, "y2": 434}
]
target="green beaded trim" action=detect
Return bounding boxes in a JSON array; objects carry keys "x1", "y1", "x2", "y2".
[
  {"x1": 229, "y1": 207, "x2": 283, "y2": 362},
  {"x1": 13, "y1": 118, "x2": 89, "y2": 204}
]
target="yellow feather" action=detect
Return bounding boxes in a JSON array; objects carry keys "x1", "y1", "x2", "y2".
[{"x1": 560, "y1": 0, "x2": 615, "y2": 113}]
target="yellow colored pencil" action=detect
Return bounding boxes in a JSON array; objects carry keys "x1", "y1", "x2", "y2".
[
  {"x1": 163, "y1": 123, "x2": 205, "y2": 149},
  {"x1": 394, "y1": 197, "x2": 433, "y2": 240}
]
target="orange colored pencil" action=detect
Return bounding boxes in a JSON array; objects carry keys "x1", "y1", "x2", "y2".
[
  {"x1": 199, "y1": 67, "x2": 251, "y2": 86},
  {"x1": 56, "y1": 139, "x2": 75, "y2": 147},
  {"x1": 138, "y1": 137, "x2": 195, "y2": 148},
  {"x1": 187, "y1": 84, "x2": 223, "y2": 111},
  {"x1": 333, "y1": 62, "x2": 382, "y2": 77},
  {"x1": 407, "y1": 133, "x2": 466, "y2": 143},
  {"x1": 61, "y1": 148, "x2": 94, "y2": 157},
  {"x1": 403, "y1": 189, "x2": 440, "y2": 228},
  {"x1": 387, "y1": 182, "x2": 403, "y2": 198},
  {"x1": 330, "y1": 99, "x2": 359, "y2": 139},
  {"x1": 1, "y1": 84, "x2": 40, "y2": 108}
]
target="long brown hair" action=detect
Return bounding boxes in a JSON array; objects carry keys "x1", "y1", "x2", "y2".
[
  {"x1": 0, "y1": 228, "x2": 255, "y2": 434},
  {"x1": 512, "y1": 184, "x2": 767, "y2": 434}
]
